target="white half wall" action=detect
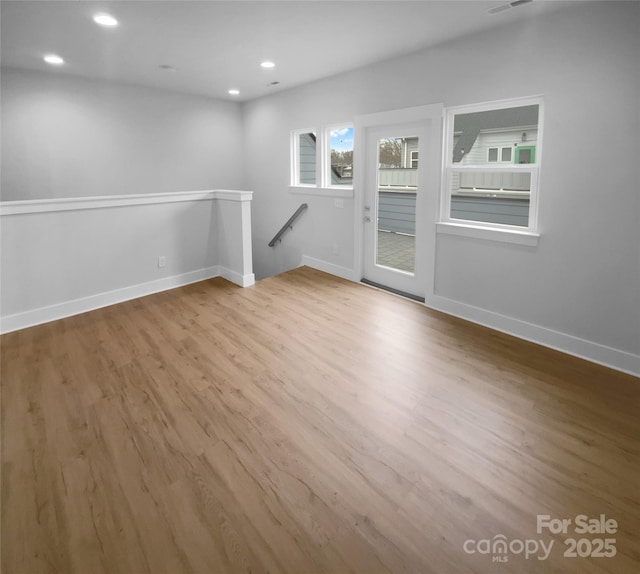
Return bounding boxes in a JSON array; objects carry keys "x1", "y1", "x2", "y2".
[
  {"x1": 0, "y1": 191, "x2": 254, "y2": 333},
  {"x1": 242, "y1": 1, "x2": 640, "y2": 376},
  {"x1": 0, "y1": 68, "x2": 245, "y2": 200}
]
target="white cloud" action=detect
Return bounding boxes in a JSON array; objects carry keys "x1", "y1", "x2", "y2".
[{"x1": 331, "y1": 127, "x2": 350, "y2": 137}]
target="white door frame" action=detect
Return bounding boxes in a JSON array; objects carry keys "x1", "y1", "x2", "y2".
[{"x1": 353, "y1": 104, "x2": 443, "y2": 299}]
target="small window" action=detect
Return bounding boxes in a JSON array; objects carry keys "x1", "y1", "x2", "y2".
[
  {"x1": 291, "y1": 124, "x2": 354, "y2": 189},
  {"x1": 488, "y1": 147, "x2": 513, "y2": 163},
  {"x1": 291, "y1": 130, "x2": 317, "y2": 186},
  {"x1": 328, "y1": 126, "x2": 354, "y2": 187},
  {"x1": 410, "y1": 150, "x2": 419, "y2": 168},
  {"x1": 515, "y1": 146, "x2": 535, "y2": 164},
  {"x1": 442, "y1": 97, "x2": 543, "y2": 232}
]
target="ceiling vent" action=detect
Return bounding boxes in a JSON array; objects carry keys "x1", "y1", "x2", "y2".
[{"x1": 488, "y1": 0, "x2": 533, "y2": 15}]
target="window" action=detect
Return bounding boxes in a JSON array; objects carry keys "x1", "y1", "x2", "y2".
[
  {"x1": 441, "y1": 97, "x2": 543, "y2": 234},
  {"x1": 291, "y1": 130, "x2": 317, "y2": 186},
  {"x1": 291, "y1": 124, "x2": 353, "y2": 190},
  {"x1": 328, "y1": 126, "x2": 354, "y2": 187},
  {"x1": 488, "y1": 146, "x2": 513, "y2": 163},
  {"x1": 410, "y1": 150, "x2": 419, "y2": 168},
  {"x1": 515, "y1": 145, "x2": 535, "y2": 164}
]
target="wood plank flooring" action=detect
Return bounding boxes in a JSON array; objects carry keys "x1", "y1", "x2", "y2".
[{"x1": 2, "y1": 266, "x2": 639, "y2": 574}]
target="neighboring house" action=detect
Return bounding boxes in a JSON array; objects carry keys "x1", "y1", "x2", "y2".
[
  {"x1": 457, "y1": 128, "x2": 538, "y2": 166},
  {"x1": 378, "y1": 138, "x2": 419, "y2": 235},
  {"x1": 447, "y1": 105, "x2": 539, "y2": 226},
  {"x1": 299, "y1": 132, "x2": 317, "y2": 185},
  {"x1": 299, "y1": 133, "x2": 353, "y2": 186}
]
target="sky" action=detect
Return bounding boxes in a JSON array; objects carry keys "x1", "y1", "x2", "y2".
[{"x1": 330, "y1": 127, "x2": 354, "y2": 153}]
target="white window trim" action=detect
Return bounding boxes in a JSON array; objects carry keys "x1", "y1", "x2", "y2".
[
  {"x1": 290, "y1": 123, "x2": 354, "y2": 192},
  {"x1": 290, "y1": 128, "x2": 318, "y2": 188},
  {"x1": 436, "y1": 221, "x2": 539, "y2": 246},
  {"x1": 487, "y1": 146, "x2": 513, "y2": 163},
  {"x1": 440, "y1": 95, "x2": 544, "y2": 240},
  {"x1": 289, "y1": 186, "x2": 354, "y2": 198},
  {"x1": 324, "y1": 123, "x2": 354, "y2": 190}
]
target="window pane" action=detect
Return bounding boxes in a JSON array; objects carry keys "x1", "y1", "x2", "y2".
[
  {"x1": 298, "y1": 132, "x2": 316, "y2": 185},
  {"x1": 450, "y1": 171, "x2": 531, "y2": 227},
  {"x1": 515, "y1": 146, "x2": 535, "y2": 164},
  {"x1": 329, "y1": 126, "x2": 353, "y2": 186},
  {"x1": 452, "y1": 104, "x2": 539, "y2": 165}
]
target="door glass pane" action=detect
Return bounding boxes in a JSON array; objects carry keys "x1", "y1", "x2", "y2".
[{"x1": 376, "y1": 137, "x2": 417, "y2": 274}]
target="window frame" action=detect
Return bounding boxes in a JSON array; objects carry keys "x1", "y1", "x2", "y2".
[
  {"x1": 290, "y1": 123, "x2": 354, "y2": 195},
  {"x1": 290, "y1": 128, "x2": 319, "y2": 188},
  {"x1": 487, "y1": 146, "x2": 513, "y2": 163},
  {"x1": 515, "y1": 145, "x2": 536, "y2": 164},
  {"x1": 440, "y1": 96, "x2": 544, "y2": 240},
  {"x1": 325, "y1": 123, "x2": 354, "y2": 189}
]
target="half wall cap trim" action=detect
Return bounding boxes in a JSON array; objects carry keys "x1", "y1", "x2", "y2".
[{"x1": 0, "y1": 189, "x2": 253, "y2": 216}]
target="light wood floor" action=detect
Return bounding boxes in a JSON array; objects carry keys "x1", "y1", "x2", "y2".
[{"x1": 2, "y1": 266, "x2": 639, "y2": 574}]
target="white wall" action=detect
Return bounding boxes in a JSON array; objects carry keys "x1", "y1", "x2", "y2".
[
  {"x1": 0, "y1": 69, "x2": 254, "y2": 332},
  {"x1": 242, "y1": 1, "x2": 640, "y2": 374},
  {"x1": 0, "y1": 191, "x2": 254, "y2": 333},
  {"x1": 1, "y1": 3, "x2": 637, "y2": 374},
  {"x1": 1, "y1": 68, "x2": 245, "y2": 200}
]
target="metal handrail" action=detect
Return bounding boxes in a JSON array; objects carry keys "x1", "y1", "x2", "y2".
[{"x1": 268, "y1": 203, "x2": 308, "y2": 247}]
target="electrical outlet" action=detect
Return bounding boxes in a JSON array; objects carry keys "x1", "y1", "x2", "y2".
[
  {"x1": 334, "y1": 198, "x2": 344, "y2": 209},
  {"x1": 158, "y1": 256, "x2": 166, "y2": 268}
]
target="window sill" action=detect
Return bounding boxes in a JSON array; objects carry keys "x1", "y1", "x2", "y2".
[
  {"x1": 289, "y1": 186, "x2": 354, "y2": 198},
  {"x1": 436, "y1": 222, "x2": 540, "y2": 246}
]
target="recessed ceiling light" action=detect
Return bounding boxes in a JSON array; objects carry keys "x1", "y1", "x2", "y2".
[
  {"x1": 93, "y1": 13, "x2": 119, "y2": 27},
  {"x1": 228, "y1": 89, "x2": 240, "y2": 95},
  {"x1": 43, "y1": 54, "x2": 64, "y2": 65},
  {"x1": 260, "y1": 61, "x2": 275, "y2": 69}
]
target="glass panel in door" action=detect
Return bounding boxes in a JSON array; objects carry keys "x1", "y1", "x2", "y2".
[{"x1": 375, "y1": 137, "x2": 418, "y2": 274}]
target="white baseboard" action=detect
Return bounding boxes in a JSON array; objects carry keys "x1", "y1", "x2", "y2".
[
  {"x1": 219, "y1": 267, "x2": 255, "y2": 287},
  {"x1": 301, "y1": 256, "x2": 359, "y2": 282},
  {"x1": 1, "y1": 266, "x2": 221, "y2": 334},
  {"x1": 426, "y1": 294, "x2": 640, "y2": 378},
  {"x1": 298, "y1": 255, "x2": 639, "y2": 378}
]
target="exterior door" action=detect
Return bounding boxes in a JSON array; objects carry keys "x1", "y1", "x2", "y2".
[{"x1": 362, "y1": 123, "x2": 429, "y2": 298}]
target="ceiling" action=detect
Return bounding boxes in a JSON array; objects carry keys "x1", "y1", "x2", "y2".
[{"x1": 1, "y1": 1, "x2": 574, "y2": 102}]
